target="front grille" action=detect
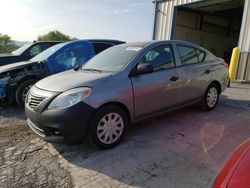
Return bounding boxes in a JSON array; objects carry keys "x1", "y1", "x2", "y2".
[{"x1": 27, "y1": 92, "x2": 46, "y2": 110}]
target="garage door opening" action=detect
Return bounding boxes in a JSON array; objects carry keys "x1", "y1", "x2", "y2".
[{"x1": 172, "y1": 0, "x2": 244, "y2": 64}]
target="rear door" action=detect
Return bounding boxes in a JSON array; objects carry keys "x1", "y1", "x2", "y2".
[
  {"x1": 131, "y1": 44, "x2": 182, "y2": 119},
  {"x1": 176, "y1": 44, "x2": 209, "y2": 103}
]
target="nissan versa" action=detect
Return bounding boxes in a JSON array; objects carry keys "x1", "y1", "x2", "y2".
[
  {"x1": 0, "y1": 39, "x2": 124, "y2": 107},
  {"x1": 25, "y1": 40, "x2": 229, "y2": 149}
]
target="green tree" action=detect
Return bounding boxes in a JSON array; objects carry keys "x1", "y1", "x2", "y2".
[
  {"x1": 0, "y1": 33, "x2": 18, "y2": 53},
  {"x1": 37, "y1": 30, "x2": 77, "y2": 41}
]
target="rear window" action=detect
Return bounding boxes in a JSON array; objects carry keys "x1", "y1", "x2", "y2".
[{"x1": 92, "y1": 43, "x2": 114, "y2": 54}]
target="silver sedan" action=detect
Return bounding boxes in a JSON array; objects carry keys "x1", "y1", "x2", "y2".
[{"x1": 25, "y1": 40, "x2": 229, "y2": 149}]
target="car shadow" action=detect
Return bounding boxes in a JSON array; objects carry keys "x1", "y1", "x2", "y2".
[
  {"x1": 51, "y1": 107, "x2": 195, "y2": 186},
  {"x1": 0, "y1": 104, "x2": 26, "y2": 120},
  {"x1": 51, "y1": 104, "x2": 250, "y2": 187},
  {"x1": 219, "y1": 94, "x2": 250, "y2": 110}
]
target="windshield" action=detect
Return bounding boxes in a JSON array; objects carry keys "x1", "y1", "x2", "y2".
[
  {"x1": 82, "y1": 45, "x2": 141, "y2": 72},
  {"x1": 30, "y1": 43, "x2": 65, "y2": 62},
  {"x1": 12, "y1": 43, "x2": 32, "y2": 55}
]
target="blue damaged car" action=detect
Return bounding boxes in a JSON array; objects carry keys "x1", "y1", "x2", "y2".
[{"x1": 0, "y1": 39, "x2": 124, "y2": 107}]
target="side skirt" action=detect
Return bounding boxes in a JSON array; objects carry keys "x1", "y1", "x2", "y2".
[{"x1": 133, "y1": 99, "x2": 202, "y2": 124}]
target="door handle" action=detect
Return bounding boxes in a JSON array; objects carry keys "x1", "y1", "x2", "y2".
[
  {"x1": 169, "y1": 76, "x2": 179, "y2": 82},
  {"x1": 204, "y1": 69, "x2": 211, "y2": 74}
]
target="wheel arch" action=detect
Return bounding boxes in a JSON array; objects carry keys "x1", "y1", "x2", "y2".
[
  {"x1": 17, "y1": 75, "x2": 38, "y2": 85},
  {"x1": 6, "y1": 75, "x2": 38, "y2": 104},
  {"x1": 97, "y1": 102, "x2": 132, "y2": 125},
  {"x1": 14, "y1": 76, "x2": 38, "y2": 107},
  {"x1": 209, "y1": 80, "x2": 222, "y2": 94}
]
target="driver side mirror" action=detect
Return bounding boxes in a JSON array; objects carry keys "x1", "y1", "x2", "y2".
[{"x1": 136, "y1": 63, "x2": 154, "y2": 75}]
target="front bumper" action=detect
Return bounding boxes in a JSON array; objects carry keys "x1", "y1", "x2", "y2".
[
  {"x1": 0, "y1": 76, "x2": 15, "y2": 104},
  {"x1": 0, "y1": 77, "x2": 9, "y2": 102},
  {"x1": 25, "y1": 101, "x2": 96, "y2": 144},
  {"x1": 0, "y1": 85, "x2": 9, "y2": 104}
]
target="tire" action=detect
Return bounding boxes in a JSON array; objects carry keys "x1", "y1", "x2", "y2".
[
  {"x1": 200, "y1": 83, "x2": 220, "y2": 111},
  {"x1": 89, "y1": 105, "x2": 128, "y2": 149},
  {"x1": 15, "y1": 79, "x2": 36, "y2": 108}
]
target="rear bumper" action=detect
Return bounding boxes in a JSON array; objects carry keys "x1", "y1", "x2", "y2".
[
  {"x1": 25, "y1": 102, "x2": 96, "y2": 144},
  {"x1": 221, "y1": 75, "x2": 230, "y2": 93}
]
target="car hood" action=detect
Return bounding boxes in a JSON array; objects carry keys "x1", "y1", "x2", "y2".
[
  {"x1": 35, "y1": 70, "x2": 113, "y2": 92},
  {"x1": 0, "y1": 61, "x2": 35, "y2": 73}
]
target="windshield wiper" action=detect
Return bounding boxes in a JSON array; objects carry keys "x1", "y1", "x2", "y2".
[{"x1": 82, "y1": 68, "x2": 102, "y2": 73}]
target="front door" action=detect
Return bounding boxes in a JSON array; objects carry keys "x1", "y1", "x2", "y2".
[{"x1": 131, "y1": 44, "x2": 182, "y2": 119}]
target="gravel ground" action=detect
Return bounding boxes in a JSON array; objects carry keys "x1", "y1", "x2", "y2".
[
  {"x1": 0, "y1": 83, "x2": 249, "y2": 188},
  {"x1": 0, "y1": 106, "x2": 72, "y2": 188}
]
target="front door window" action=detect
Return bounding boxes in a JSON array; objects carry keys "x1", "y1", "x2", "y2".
[{"x1": 139, "y1": 45, "x2": 175, "y2": 71}]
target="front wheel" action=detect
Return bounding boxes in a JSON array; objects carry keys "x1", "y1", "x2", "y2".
[
  {"x1": 15, "y1": 79, "x2": 36, "y2": 108},
  {"x1": 200, "y1": 84, "x2": 219, "y2": 111},
  {"x1": 89, "y1": 105, "x2": 128, "y2": 149}
]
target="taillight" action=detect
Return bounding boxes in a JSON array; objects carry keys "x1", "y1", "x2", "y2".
[{"x1": 223, "y1": 62, "x2": 229, "y2": 69}]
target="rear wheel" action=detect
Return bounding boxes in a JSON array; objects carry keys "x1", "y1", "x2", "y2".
[
  {"x1": 200, "y1": 83, "x2": 219, "y2": 111},
  {"x1": 15, "y1": 79, "x2": 36, "y2": 108},
  {"x1": 89, "y1": 105, "x2": 128, "y2": 149}
]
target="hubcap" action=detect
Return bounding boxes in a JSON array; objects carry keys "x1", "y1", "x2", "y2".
[
  {"x1": 207, "y1": 87, "x2": 218, "y2": 108},
  {"x1": 97, "y1": 113, "x2": 124, "y2": 144},
  {"x1": 22, "y1": 84, "x2": 33, "y2": 102}
]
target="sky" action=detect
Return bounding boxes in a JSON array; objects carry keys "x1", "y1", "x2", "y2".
[{"x1": 0, "y1": 0, "x2": 154, "y2": 42}]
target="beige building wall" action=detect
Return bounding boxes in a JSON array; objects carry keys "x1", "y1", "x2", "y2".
[{"x1": 153, "y1": 0, "x2": 250, "y2": 81}]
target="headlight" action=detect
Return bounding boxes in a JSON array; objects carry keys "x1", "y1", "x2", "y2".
[{"x1": 47, "y1": 87, "x2": 92, "y2": 110}]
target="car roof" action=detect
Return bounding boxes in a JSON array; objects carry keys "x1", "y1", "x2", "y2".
[
  {"x1": 88, "y1": 39, "x2": 125, "y2": 45},
  {"x1": 118, "y1": 41, "x2": 152, "y2": 48},
  {"x1": 33, "y1": 41, "x2": 63, "y2": 44},
  {"x1": 117, "y1": 40, "x2": 203, "y2": 48},
  {"x1": 33, "y1": 39, "x2": 125, "y2": 46},
  {"x1": 63, "y1": 39, "x2": 125, "y2": 45}
]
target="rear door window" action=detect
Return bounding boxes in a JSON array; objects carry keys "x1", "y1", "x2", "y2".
[
  {"x1": 93, "y1": 43, "x2": 114, "y2": 54},
  {"x1": 177, "y1": 45, "x2": 199, "y2": 65},
  {"x1": 196, "y1": 49, "x2": 206, "y2": 62}
]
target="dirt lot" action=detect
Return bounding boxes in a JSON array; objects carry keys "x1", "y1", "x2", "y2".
[{"x1": 0, "y1": 83, "x2": 250, "y2": 188}]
